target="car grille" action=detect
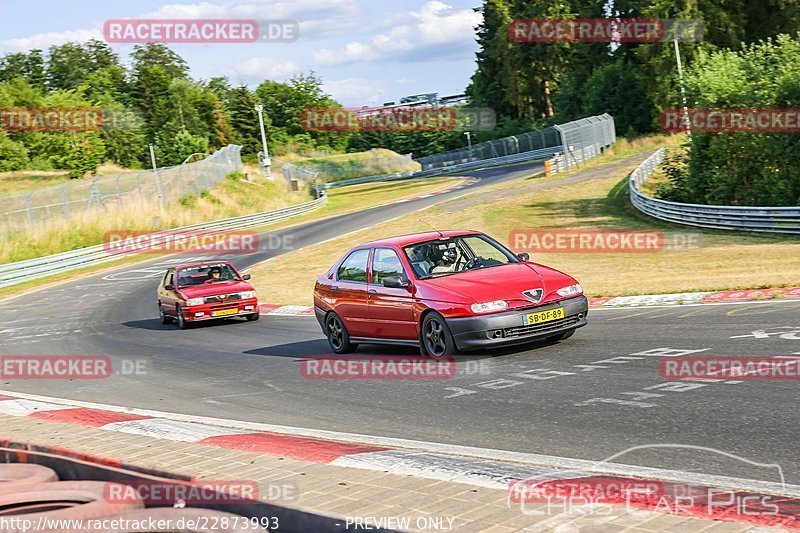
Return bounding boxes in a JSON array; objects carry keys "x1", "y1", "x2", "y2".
[
  {"x1": 503, "y1": 316, "x2": 580, "y2": 339},
  {"x1": 204, "y1": 294, "x2": 241, "y2": 304}
]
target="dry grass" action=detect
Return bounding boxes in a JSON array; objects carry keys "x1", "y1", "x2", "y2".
[
  {"x1": 0, "y1": 174, "x2": 466, "y2": 301},
  {"x1": 249, "y1": 135, "x2": 800, "y2": 305},
  {"x1": 1, "y1": 176, "x2": 310, "y2": 263}
]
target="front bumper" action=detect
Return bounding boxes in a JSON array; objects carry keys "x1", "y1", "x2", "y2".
[
  {"x1": 445, "y1": 295, "x2": 589, "y2": 351},
  {"x1": 183, "y1": 299, "x2": 259, "y2": 321}
]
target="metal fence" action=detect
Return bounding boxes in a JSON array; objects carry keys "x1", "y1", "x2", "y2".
[
  {"x1": 0, "y1": 145, "x2": 243, "y2": 230},
  {"x1": 554, "y1": 114, "x2": 616, "y2": 171},
  {"x1": 631, "y1": 148, "x2": 800, "y2": 234},
  {"x1": 417, "y1": 113, "x2": 615, "y2": 170},
  {"x1": 0, "y1": 194, "x2": 328, "y2": 288}
]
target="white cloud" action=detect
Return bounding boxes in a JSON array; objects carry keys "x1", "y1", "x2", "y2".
[
  {"x1": 314, "y1": 41, "x2": 377, "y2": 66},
  {"x1": 148, "y1": 0, "x2": 361, "y2": 39},
  {"x1": 229, "y1": 57, "x2": 302, "y2": 82},
  {"x1": 311, "y1": 1, "x2": 481, "y2": 67},
  {"x1": 0, "y1": 28, "x2": 102, "y2": 54},
  {"x1": 322, "y1": 78, "x2": 387, "y2": 105}
]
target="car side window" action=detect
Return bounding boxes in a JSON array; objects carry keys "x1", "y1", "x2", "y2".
[
  {"x1": 372, "y1": 248, "x2": 405, "y2": 286},
  {"x1": 164, "y1": 270, "x2": 174, "y2": 287},
  {"x1": 337, "y1": 249, "x2": 370, "y2": 283}
]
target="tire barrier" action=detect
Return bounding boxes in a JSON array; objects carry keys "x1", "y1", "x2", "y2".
[{"x1": 0, "y1": 464, "x2": 58, "y2": 489}]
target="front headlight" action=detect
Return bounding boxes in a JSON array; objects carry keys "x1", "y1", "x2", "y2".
[
  {"x1": 239, "y1": 291, "x2": 257, "y2": 299},
  {"x1": 471, "y1": 300, "x2": 509, "y2": 314},
  {"x1": 185, "y1": 297, "x2": 204, "y2": 306},
  {"x1": 556, "y1": 283, "x2": 583, "y2": 297}
]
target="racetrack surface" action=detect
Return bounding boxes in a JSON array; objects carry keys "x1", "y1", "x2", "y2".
[{"x1": 2, "y1": 158, "x2": 799, "y2": 487}]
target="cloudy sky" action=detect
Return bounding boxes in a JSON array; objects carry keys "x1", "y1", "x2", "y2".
[{"x1": 0, "y1": 0, "x2": 484, "y2": 105}]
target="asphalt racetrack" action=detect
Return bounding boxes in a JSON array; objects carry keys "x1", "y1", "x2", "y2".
[{"x1": 2, "y1": 159, "x2": 799, "y2": 486}]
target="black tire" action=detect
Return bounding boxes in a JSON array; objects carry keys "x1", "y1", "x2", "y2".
[
  {"x1": 246, "y1": 312, "x2": 260, "y2": 321},
  {"x1": 176, "y1": 304, "x2": 189, "y2": 329},
  {"x1": 325, "y1": 312, "x2": 356, "y2": 354},
  {"x1": 421, "y1": 313, "x2": 457, "y2": 358},
  {"x1": 158, "y1": 302, "x2": 172, "y2": 324}
]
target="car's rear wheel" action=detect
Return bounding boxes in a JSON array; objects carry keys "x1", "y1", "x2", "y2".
[
  {"x1": 246, "y1": 312, "x2": 260, "y2": 321},
  {"x1": 158, "y1": 302, "x2": 172, "y2": 324},
  {"x1": 422, "y1": 313, "x2": 456, "y2": 358},
  {"x1": 176, "y1": 304, "x2": 189, "y2": 330},
  {"x1": 326, "y1": 313, "x2": 356, "y2": 354}
]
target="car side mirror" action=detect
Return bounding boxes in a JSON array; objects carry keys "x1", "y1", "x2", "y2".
[
  {"x1": 517, "y1": 253, "x2": 530, "y2": 262},
  {"x1": 164, "y1": 284, "x2": 174, "y2": 291},
  {"x1": 383, "y1": 275, "x2": 409, "y2": 289},
  {"x1": 242, "y1": 274, "x2": 251, "y2": 280}
]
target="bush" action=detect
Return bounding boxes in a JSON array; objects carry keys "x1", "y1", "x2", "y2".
[{"x1": 0, "y1": 131, "x2": 29, "y2": 171}]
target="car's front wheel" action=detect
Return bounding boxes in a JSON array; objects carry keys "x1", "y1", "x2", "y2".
[
  {"x1": 176, "y1": 305, "x2": 189, "y2": 330},
  {"x1": 326, "y1": 313, "x2": 356, "y2": 354},
  {"x1": 422, "y1": 313, "x2": 457, "y2": 358},
  {"x1": 158, "y1": 303, "x2": 172, "y2": 324}
]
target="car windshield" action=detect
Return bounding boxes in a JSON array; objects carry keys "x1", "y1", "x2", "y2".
[
  {"x1": 177, "y1": 263, "x2": 240, "y2": 288},
  {"x1": 403, "y1": 234, "x2": 519, "y2": 279}
]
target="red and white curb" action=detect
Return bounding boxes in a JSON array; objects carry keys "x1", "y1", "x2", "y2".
[
  {"x1": 590, "y1": 287, "x2": 800, "y2": 308},
  {"x1": 2, "y1": 390, "x2": 800, "y2": 529},
  {"x1": 258, "y1": 304, "x2": 314, "y2": 317},
  {"x1": 258, "y1": 287, "x2": 800, "y2": 318}
]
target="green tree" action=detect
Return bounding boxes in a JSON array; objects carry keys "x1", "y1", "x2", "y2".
[
  {"x1": 154, "y1": 127, "x2": 208, "y2": 165},
  {"x1": 659, "y1": 35, "x2": 800, "y2": 206},
  {"x1": 581, "y1": 60, "x2": 656, "y2": 134},
  {"x1": 228, "y1": 86, "x2": 262, "y2": 158},
  {"x1": 0, "y1": 131, "x2": 30, "y2": 171},
  {"x1": 46, "y1": 43, "x2": 91, "y2": 91}
]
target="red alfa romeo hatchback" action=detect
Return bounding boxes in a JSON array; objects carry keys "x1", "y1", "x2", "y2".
[{"x1": 314, "y1": 230, "x2": 588, "y2": 356}]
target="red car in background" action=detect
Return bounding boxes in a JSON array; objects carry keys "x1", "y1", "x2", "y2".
[
  {"x1": 157, "y1": 261, "x2": 259, "y2": 329},
  {"x1": 314, "y1": 230, "x2": 588, "y2": 357}
]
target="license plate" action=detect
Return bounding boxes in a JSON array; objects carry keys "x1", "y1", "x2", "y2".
[
  {"x1": 523, "y1": 308, "x2": 565, "y2": 325},
  {"x1": 212, "y1": 308, "x2": 239, "y2": 317}
]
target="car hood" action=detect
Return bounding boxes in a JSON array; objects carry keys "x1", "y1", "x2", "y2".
[
  {"x1": 421, "y1": 263, "x2": 576, "y2": 307},
  {"x1": 178, "y1": 280, "x2": 254, "y2": 298}
]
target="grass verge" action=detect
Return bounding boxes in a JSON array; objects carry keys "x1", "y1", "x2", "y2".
[
  {"x1": 249, "y1": 135, "x2": 800, "y2": 305},
  {"x1": 0, "y1": 175, "x2": 466, "y2": 302}
]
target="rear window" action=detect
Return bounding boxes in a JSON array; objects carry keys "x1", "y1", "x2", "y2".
[{"x1": 337, "y1": 249, "x2": 370, "y2": 283}]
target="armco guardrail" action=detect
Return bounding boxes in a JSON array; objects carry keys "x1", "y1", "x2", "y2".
[
  {"x1": 630, "y1": 148, "x2": 800, "y2": 234},
  {"x1": 0, "y1": 195, "x2": 328, "y2": 289}
]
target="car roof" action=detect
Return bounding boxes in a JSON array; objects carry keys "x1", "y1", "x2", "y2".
[
  {"x1": 172, "y1": 260, "x2": 234, "y2": 270},
  {"x1": 360, "y1": 230, "x2": 481, "y2": 248}
]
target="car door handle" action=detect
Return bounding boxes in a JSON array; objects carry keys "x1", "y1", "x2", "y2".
[
  {"x1": 332, "y1": 285, "x2": 339, "y2": 291},
  {"x1": 368, "y1": 289, "x2": 378, "y2": 294}
]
